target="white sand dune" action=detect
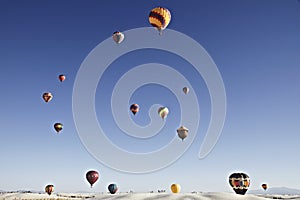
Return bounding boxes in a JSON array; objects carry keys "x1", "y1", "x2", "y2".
[{"x1": 1, "y1": 192, "x2": 300, "y2": 200}]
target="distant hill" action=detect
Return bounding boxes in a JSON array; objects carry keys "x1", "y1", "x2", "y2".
[
  {"x1": 0, "y1": 190, "x2": 44, "y2": 194},
  {"x1": 249, "y1": 187, "x2": 300, "y2": 195}
]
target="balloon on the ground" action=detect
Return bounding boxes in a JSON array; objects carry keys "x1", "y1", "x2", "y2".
[
  {"x1": 229, "y1": 172, "x2": 250, "y2": 195},
  {"x1": 170, "y1": 183, "x2": 180, "y2": 193},
  {"x1": 58, "y1": 74, "x2": 66, "y2": 82},
  {"x1": 158, "y1": 107, "x2": 169, "y2": 119},
  {"x1": 177, "y1": 125, "x2": 189, "y2": 141},
  {"x1": 42, "y1": 92, "x2": 53, "y2": 103},
  {"x1": 182, "y1": 87, "x2": 189, "y2": 94},
  {"x1": 130, "y1": 104, "x2": 139, "y2": 115},
  {"x1": 262, "y1": 183, "x2": 268, "y2": 190},
  {"x1": 54, "y1": 123, "x2": 63, "y2": 133},
  {"x1": 45, "y1": 184, "x2": 54, "y2": 195},
  {"x1": 86, "y1": 170, "x2": 99, "y2": 187},
  {"x1": 108, "y1": 183, "x2": 118, "y2": 194},
  {"x1": 112, "y1": 31, "x2": 124, "y2": 44},
  {"x1": 149, "y1": 7, "x2": 171, "y2": 35}
]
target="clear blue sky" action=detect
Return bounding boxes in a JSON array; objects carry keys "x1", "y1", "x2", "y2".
[{"x1": 1, "y1": 0, "x2": 300, "y2": 193}]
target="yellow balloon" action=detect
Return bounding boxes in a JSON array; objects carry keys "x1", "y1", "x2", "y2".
[
  {"x1": 171, "y1": 183, "x2": 181, "y2": 193},
  {"x1": 149, "y1": 7, "x2": 171, "y2": 34}
]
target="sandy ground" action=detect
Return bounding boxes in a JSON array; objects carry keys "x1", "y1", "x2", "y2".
[{"x1": 1, "y1": 192, "x2": 300, "y2": 200}]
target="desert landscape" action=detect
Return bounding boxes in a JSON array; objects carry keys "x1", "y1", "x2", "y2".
[{"x1": 1, "y1": 191, "x2": 300, "y2": 200}]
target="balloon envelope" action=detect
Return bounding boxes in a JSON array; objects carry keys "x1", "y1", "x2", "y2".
[
  {"x1": 112, "y1": 31, "x2": 124, "y2": 44},
  {"x1": 158, "y1": 107, "x2": 169, "y2": 119},
  {"x1": 177, "y1": 125, "x2": 189, "y2": 141},
  {"x1": 229, "y1": 172, "x2": 250, "y2": 195},
  {"x1": 130, "y1": 104, "x2": 139, "y2": 115},
  {"x1": 58, "y1": 74, "x2": 66, "y2": 82},
  {"x1": 45, "y1": 185, "x2": 54, "y2": 195},
  {"x1": 108, "y1": 183, "x2": 118, "y2": 194},
  {"x1": 183, "y1": 87, "x2": 189, "y2": 94},
  {"x1": 86, "y1": 170, "x2": 99, "y2": 187},
  {"x1": 42, "y1": 92, "x2": 53, "y2": 103},
  {"x1": 170, "y1": 184, "x2": 180, "y2": 193},
  {"x1": 54, "y1": 123, "x2": 63, "y2": 133},
  {"x1": 262, "y1": 183, "x2": 267, "y2": 190},
  {"x1": 149, "y1": 7, "x2": 171, "y2": 34}
]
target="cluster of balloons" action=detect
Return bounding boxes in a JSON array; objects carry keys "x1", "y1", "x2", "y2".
[
  {"x1": 229, "y1": 172, "x2": 269, "y2": 195},
  {"x1": 113, "y1": 7, "x2": 188, "y2": 141},
  {"x1": 42, "y1": 75, "x2": 66, "y2": 103},
  {"x1": 43, "y1": 7, "x2": 174, "y2": 196},
  {"x1": 45, "y1": 170, "x2": 119, "y2": 196},
  {"x1": 129, "y1": 87, "x2": 189, "y2": 141},
  {"x1": 111, "y1": 7, "x2": 190, "y2": 142},
  {"x1": 86, "y1": 170, "x2": 119, "y2": 194},
  {"x1": 110, "y1": 6, "x2": 172, "y2": 46},
  {"x1": 85, "y1": 170, "x2": 119, "y2": 194},
  {"x1": 149, "y1": 174, "x2": 267, "y2": 196},
  {"x1": 41, "y1": 8, "x2": 274, "y2": 197},
  {"x1": 42, "y1": 74, "x2": 66, "y2": 134},
  {"x1": 45, "y1": 172, "x2": 268, "y2": 196}
]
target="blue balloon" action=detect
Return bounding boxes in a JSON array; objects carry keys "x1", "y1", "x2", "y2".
[{"x1": 108, "y1": 183, "x2": 118, "y2": 194}]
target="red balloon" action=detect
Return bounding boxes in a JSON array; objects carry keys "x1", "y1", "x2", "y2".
[
  {"x1": 45, "y1": 184, "x2": 54, "y2": 195},
  {"x1": 58, "y1": 74, "x2": 66, "y2": 82},
  {"x1": 86, "y1": 170, "x2": 99, "y2": 187}
]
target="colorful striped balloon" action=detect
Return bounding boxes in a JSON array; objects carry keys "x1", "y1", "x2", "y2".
[
  {"x1": 149, "y1": 7, "x2": 171, "y2": 35},
  {"x1": 229, "y1": 172, "x2": 250, "y2": 195}
]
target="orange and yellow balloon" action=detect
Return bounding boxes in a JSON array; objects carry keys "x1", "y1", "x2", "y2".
[{"x1": 149, "y1": 7, "x2": 171, "y2": 35}]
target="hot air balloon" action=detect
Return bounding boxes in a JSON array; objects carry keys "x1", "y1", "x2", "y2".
[
  {"x1": 58, "y1": 74, "x2": 66, "y2": 82},
  {"x1": 177, "y1": 126, "x2": 189, "y2": 141},
  {"x1": 261, "y1": 183, "x2": 268, "y2": 191},
  {"x1": 54, "y1": 123, "x2": 63, "y2": 133},
  {"x1": 158, "y1": 107, "x2": 169, "y2": 119},
  {"x1": 229, "y1": 172, "x2": 250, "y2": 195},
  {"x1": 170, "y1": 183, "x2": 180, "y2": 193},
  {"x1": 130, "y1": 104, "x2": 139, "y2": 115},
  {"x1": 183, "y1": 87, "x2": 189, "y2": 94},
  {"x1": 112, "y1": 31, "x2": 124, "y2": 44},
  {"x1": 108, "y1": 183, "x2": 118, "y2": 194},
  {"x1": 86, "y1": 170, "x2": 99, "y2": 188},
  {"x1": 149, "y1": 7, "x2": 171, "y2": 35},
  {"x1": 45, "y1": 184, "x2": 54, "y2": 195},
  {"x1": 42, "y1": 92, "x2": 53, "y2": 103}
]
